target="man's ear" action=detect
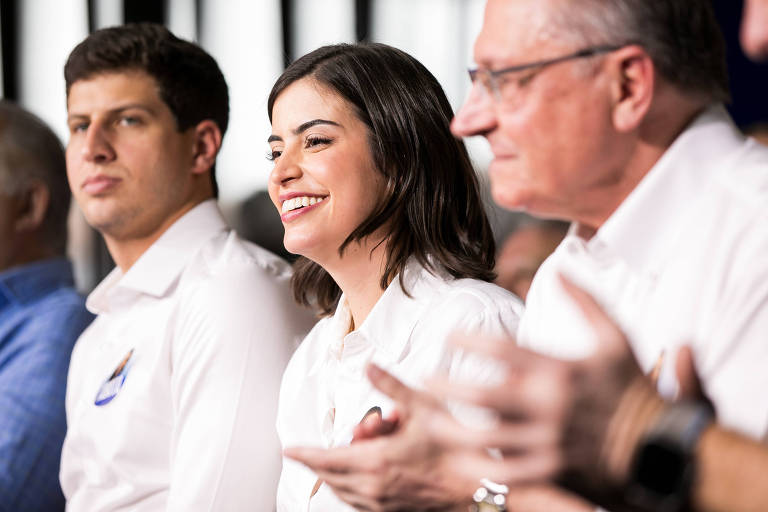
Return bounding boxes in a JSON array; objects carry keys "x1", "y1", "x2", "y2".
[
  {"x1": 14, "y1": 181, "x2": 50, "y2": 233},
  {"x1": 191, "y1": 119, "x2": 223, "y2": 176},
  {"x1": 607, "y1": 45, "x2": 654, "y2": 133}
]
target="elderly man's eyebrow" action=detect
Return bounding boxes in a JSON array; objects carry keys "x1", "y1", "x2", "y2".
[{"x1": 268, "y1": 118, "x2": 341, "y2": 143}]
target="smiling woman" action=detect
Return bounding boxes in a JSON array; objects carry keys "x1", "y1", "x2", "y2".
[{"x1": 264, "y1": 43, "x2": 524, "y2": 512}]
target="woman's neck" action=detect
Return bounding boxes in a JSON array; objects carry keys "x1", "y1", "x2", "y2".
[{"x1": 322, "y1": 240, "x2": 388, "y2": 331}]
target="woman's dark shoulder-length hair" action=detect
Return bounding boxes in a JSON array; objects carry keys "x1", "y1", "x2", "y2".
[{"x1": 268, "y1": 42, "x2": 496, "y2": 316}]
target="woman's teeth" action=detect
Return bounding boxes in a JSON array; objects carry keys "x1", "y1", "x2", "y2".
[{"x1": 281, "y1": 196, "x2": 325, "y2": 213}]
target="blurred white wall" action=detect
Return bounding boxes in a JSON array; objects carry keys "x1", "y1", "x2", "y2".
[
  {"x1": 167, "y1": 0, "x2": 197, "y2": 42},
  {"x1": 200, "y1": 0, "x2": 283, "y2": 211},
  {"x1": 18, "y1": 0, "x2": 88, "y2": 140},
  {"x1": 16, "y1": 0, "x2": 92, "y2": 289},
  {"x1": 370, "y1": 0, "x2": 492, "y2": 169},
  {"x1": 293, "y1": 0, "x2": 355, "y2": 57}
]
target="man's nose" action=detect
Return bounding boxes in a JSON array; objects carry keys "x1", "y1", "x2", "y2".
[
  {"x1": 451, "y1": 83, "x2": 497, "y2": 139},
  {"x1": 81, "y1": 124, "x2": 116, "y2": 163}
]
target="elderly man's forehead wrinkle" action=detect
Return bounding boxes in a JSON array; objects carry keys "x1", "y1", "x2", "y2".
[{"x1": 475, "y1": 0, "x2": 571, "y2": 66}]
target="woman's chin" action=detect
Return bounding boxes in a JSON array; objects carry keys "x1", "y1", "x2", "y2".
[{"x1": 282, "y1": 239, "x2": 321, "y2": 262}]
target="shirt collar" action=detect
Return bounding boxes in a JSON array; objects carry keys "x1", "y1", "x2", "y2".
[
  {"x1": 87, "y1": 200, "x2": 228, "y2": 313},
  {"x1": 583, "y1": 104, "x2": 743, "y2": 276},
  {"x1": 311, "y1": 260, "x2": 441, "y2": 374},
  {"x1": 358, "y1": 261, "x2": 438, "y2": 359}
]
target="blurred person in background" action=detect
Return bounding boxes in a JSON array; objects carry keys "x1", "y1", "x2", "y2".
[
  {"x1": 743, "y1": 122, "x2": 768, "y2": 145},
  {"x1": 284, "y1": 0, "x2": 768, "y2": 510},
  {"x1": 267, "y1": 42, "x2": 522, "y2": 511},
  {"x1": 59, "y1": 23, "x2": 314, "y2": 511},
  {"x1": 494, "y1": 216, "x2": 568, "y2": 301},
  {"x1": 741, "y1": 0, "x2": 768, "y2": 60},
  {"x1": 0, "y1": 100, "x2": 93, "y2": 511}
]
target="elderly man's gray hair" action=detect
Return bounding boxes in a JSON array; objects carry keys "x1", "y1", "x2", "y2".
[
  {"x1": 0, "y1": 101, "x2": 70, "y2": 253},
  {"x1": 550, "y1": 0, "x2": 730, "y2": 103}
]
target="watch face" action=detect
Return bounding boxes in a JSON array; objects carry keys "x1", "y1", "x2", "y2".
[
  {"x1": 635, "y1": 440, "x2": 687, "y2": 495},
  {"x1": 628, "y1": 402, "x2": 711, "y2": 512},
  {"x1": 627, "y1": 439, "x2": 691, "y2": 512}
]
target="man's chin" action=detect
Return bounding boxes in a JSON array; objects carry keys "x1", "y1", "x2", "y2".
[{"x1": 81, "y1": 206, "x2": 130, "y2": 238}]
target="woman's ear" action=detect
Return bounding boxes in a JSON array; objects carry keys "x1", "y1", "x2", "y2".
[
  {"x1": 14, "y1": 182, "x2": 50, "y2": 233},
  {"x1": 191, "y1": 120, "x2": 223, "y2": 176},
  {"x1": 607, "y1": 45, "x2": 655, "y2": 133}
]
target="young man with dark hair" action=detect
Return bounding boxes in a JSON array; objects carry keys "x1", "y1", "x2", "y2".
[
  {"x1": 0, "y1": 100, "x2": 93, "y2": 511},
  {"x1": 59, "y1": 23, "x2": 314, "y2": 511}
]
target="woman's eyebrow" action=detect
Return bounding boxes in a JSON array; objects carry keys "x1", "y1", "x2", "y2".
[
  {"x1": 293, "y1": 118, "x2": 341, "y2": 134},
  {"x1": 268, "y1": 119, "x2": 341, "y2": 144}
]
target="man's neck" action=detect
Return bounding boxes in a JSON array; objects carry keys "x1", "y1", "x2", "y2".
[
  {"x1": 575, "y1": 93, "x2": 710, "y2": 234},
  {"x1": 104, "y1": 199, "x2": 205, "y2": 272}
]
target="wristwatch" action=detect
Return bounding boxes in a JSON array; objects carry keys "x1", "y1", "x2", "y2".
[
  {"x1": 625, "y1": 400, "x2": 713, "y2": 512},
  {"x1": 469, "y1": 478, "x2": 508, "y2": 512}
]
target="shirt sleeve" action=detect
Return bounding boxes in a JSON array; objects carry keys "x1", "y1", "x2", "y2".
[
  {"x1": 166, "y1": 264, "x2": 314, "y2": 512},
  {"x1": 0, "y1": 301, "x2": 92, "y2": 511},
  {"x1": 441, "y1": 290, "x2": 523, "y2": 428}
]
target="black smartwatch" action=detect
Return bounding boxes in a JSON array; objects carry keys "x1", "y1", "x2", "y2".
[{"x1": 625, "y1": 401, "x2": 714, "y2": 512}]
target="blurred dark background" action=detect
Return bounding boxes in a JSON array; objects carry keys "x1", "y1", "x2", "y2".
[{"x1": 713, "y1": 1, "x2": 768, "y2": 127}]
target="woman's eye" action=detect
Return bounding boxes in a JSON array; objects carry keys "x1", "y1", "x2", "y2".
[
  {"x1": 305, "y1": 136, "x2": 332, "y2": 148},
  {"x1": 266, "y1": 150, "x2": 282, "y2": 161}
]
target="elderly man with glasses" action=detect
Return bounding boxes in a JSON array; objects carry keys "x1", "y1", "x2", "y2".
[{"x1": 283, "y1": 1, "x2": 768, "y2": 511}]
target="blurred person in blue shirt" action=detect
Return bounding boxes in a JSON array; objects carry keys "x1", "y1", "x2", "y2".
[{"x1": 0, "y1": 100, "x2": 93, "y2": 511}]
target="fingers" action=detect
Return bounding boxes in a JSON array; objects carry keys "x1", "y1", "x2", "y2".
[
  {"x1": 353, "y1": 414, "x2": 399, "y2": 442},
  {"x1": 558, "y1": 274, "x2": 628, "y2": 356},
  {"x1": 285, "y1": 435, "x2": 403, "y2": 475},
  {"x1": 674, "y1": 345, "x2": 714, "y2": 415},
  {"x1": 284, "y1": 444, "x2": 372, "y2": 474},
  {"x1": 449, "y1": 333, "x2": 519, "y2": 361},
  {"x1": 450, "y1": 449, "x2": 564, "y2": 487},
  {"x1": 428, "y1": 376, "x2": 529, "y2": 418},
  {"x1": 428, "y1": 353, "x2": 570, "y2": 423},
  {"x1": 367, "y1": 363, "x2": 421, "y2": 407},
  {"x1": 315, "y1": 449, "x2": 564, "y2": 509},
  {"x1": 448, "y1": 334, "x2": 546, "y2": 375}
]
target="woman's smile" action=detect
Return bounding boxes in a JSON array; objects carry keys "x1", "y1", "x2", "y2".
[{"x1": 280, "y1": 195, "x2": 327, "y2": 222}]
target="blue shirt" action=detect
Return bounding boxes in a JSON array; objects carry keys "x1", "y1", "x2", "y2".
[{"x1": 0, "y1": 258, "x2": 93, "y2": 511}]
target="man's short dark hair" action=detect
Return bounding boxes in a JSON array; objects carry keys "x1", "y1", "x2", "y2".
[
  {"x1": 64, "y1": 22, "x2": 229, "y2": 196},
  {"x1": 268, "y1": 43, "x2": 497, "y2": 315},
  {"x1": 553, "y1": 0, "x2": 730, "y2": 102},
  {"x1": 0, "y1": 101, "x2": 69, "y2": 253}
]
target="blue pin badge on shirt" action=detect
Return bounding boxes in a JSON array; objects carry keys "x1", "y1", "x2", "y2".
[{"x1": 94, "y1": 349, "x2": 134, "y2": 406}]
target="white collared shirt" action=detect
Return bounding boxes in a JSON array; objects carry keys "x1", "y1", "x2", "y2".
[
  {"x1": 61, "y1": 200, "x2": 316, "y2": 511},
  {"x1": 519, "y1": 105, "x2": 768, "y2": 438},
  {"x1": 276, "y1": 263, "x2": 523, "y2": 511}
]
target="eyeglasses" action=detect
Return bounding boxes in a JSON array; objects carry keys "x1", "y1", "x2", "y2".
[{"x1": 468, "y1": 44, "x2": 623, "y2": 102}]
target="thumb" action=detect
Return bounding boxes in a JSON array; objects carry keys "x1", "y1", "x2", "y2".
[
  {"x1": 558, "y1": 273, "x2": 629, "y2": 358},
  {"x1": 675, "y1": 345, "x2": 705, "y2": 400},
  {"x1": 367, "y1": 363, "x2": 419, "y2": 409}
]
